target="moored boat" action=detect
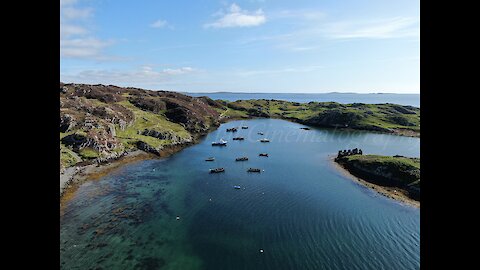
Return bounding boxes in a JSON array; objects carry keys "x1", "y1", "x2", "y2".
[
  {"x1": 260, "y1": 138, "x2": 270, "y2": 142},
  {"x1": 233, "y1": 137, "x2": 244, "y2": 140},
  {"x1": 241, "y1": 126, "x2": 248, "y2": 129},
  {"x1": 259, "y1": 153, "x2": 268, "y2": 157},
  {"x1": 210, "y1": 168, "x2": 225, "y2": 173},
  {"x1": 247, "y1": 168, "x2": 261, "y2": 173},
  {"x1": 212, "y1": 139, "x2": 227, "y2": 146},
  {"x1": 226, "y1": 127, "x2": 238, "y2": 132},
  {"x1": 235, "y1": 157, "x2": 248, "y2": 161},
  {"x1": 205, "y1": 157, "x2": 215, "y2": 161},
  {"x1": 257, "y1": 132, "x2": 264, "y2": 135},
  {"x1": 233, "y1": 185, "x2": 241, "y2": 189}
]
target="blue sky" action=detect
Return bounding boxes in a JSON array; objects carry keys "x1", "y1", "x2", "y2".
[{"x1": 60, "y1": 0, "x2": 420, "y2": 93}]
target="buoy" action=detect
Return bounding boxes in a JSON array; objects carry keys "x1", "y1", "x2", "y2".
[{"x1": 260, "y1": 249, "x2": 264, "y2": 253}]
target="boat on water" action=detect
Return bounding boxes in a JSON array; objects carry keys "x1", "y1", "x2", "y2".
[
  {"x1": 210, "y1": 168, "x2": 225, "y2": 173},
  {"x1": 241, "y1": 126, "x2": 248, "y2": 129},
  {"x1": 226, "y1": 127, "x2": 238, "y2": 132},
  {"x1": 233, "y1": 137, "x2": 244, "y2": 140},
  {"x1": 259, "y1": 153, "x2": 268, "y2": 157},
  {"x1": 235, "y1": 157, "x2": 248, "y2": 161},
  {"x1": 247, "y1": 168, "x2": 261, "y2": 173},
  {"x1": 205, "y1": 157, "x2": 215, "y2": 161},
  {"x1": 212, "y1": 139, "x2": 227, "y2": 146},
  {"x1": 260, "y1": 138, "x2": 270, "y2": 142},
  {"x1": 233, "y1": 185, "x2": 241, "y2": 189},
  {"x1": 257, "y1": 132, "x2": 264, "y2": 135},
  {"x1": 300, "y1": 127, "x2": 311, "y2": 130}
]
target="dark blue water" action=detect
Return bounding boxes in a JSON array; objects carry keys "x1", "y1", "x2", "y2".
[
  {"x1": 60, "y1": 119, "x2": 420, "y2": 270},
  {"x1": 186, "y1": 92, "x2": 420, "y2": 107}
]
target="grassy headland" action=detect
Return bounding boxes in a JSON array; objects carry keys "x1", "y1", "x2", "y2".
[
  {"x1": 222, "y1": 99, "x2": 420, "y2": 137},
  {"x1": 334, "y1": 154, "x2": 420, "y2": 204}
]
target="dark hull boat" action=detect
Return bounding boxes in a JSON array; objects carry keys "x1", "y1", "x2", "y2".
[
  {"x1": 241, "y1": 126, "x2": 248, "y2": 129},
  {"x1": 235, "y1": 157, "x2": 248, "y2": 161},
  {"x1": 257, "y1": 132, "x2": 264, "y2": 135},
  {"x1": 210, "y1": 168, "x2": 225, "y2": 173},
  {"x1": 300, "y1": 127, "x2": 311, "y2": 130},
  {"x1": 212, "y1": 139, "x2": 227, "y2": 146},
  {"x1": 233, "y1": 137, "x2": 244, "y2": 140},
  {"x1": 226, "y1": 128, "x2": 238, "y2": 132},
  {"x1": 260, "y1": 138, "x2": 270, "y2": 142},
  {"x1": 247, "y1": 168, "x2": 261, "y2": 173},
  {"x1": 259, "y1": 153, "x2": 268, "y2": 157}
]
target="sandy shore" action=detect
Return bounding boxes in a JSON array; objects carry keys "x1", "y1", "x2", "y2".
[{"x1": 329, "y1": 156, "x2": 419, "y2": 208}]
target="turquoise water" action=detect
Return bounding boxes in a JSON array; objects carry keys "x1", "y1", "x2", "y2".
[
  {"x1": 186, "y1": 92, "x2": 420, "y2": 107},
  {"x1": 60, "y1": 119, "x2": 420, "y2": 270}
]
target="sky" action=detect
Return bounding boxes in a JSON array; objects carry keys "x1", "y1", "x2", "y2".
[{"x1": 60, "y1": 0, "x2": 420, "y2": 93}]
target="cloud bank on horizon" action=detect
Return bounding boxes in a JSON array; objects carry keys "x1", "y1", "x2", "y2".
[{"x1": 60, "y1": 0, "x2": 420, "y2": 93}]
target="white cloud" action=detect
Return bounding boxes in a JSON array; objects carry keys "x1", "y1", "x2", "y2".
[
  {"x1": 150, "y1": 19, "x2": 169, "y2": 28},
  {"x1": 323, "y1": 17, "x2": 419, "y2": 39},
  {"x1": 61, "y1": 66, "x2": 198, "y2": 86},
  {"x1": 60, "y1": 38, "x2": 114, "y2": 59},
  {"x1": 204, "y1": 3, "x2": 266, "y2": 28},
  {"x1": 60, "y1": 0, "x2": 114, "y2": 60},
  {"x1": 238, "y1": 16, "x2": 419, "y2": 52}
]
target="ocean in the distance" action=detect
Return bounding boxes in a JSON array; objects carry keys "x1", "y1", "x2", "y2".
[{"x1": 186, "y1": 92, "x2": 420, "y2": 107}]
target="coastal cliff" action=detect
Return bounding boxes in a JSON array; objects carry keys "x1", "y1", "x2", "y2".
[{"x1": 335, "y1": 154, "x2": 420, "y2": 202}]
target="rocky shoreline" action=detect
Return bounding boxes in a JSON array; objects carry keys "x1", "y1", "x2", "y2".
[
  {"x1": 331, "y1": 155, "x2": 420, "y2": 208},
  {"x1": 59, "y1": 123, "x2": 224, "y2": 210}
]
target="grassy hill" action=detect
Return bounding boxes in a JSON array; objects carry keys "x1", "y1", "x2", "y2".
[{"x1": 222, "y1": 99, "x2": 420, "y2": 136}]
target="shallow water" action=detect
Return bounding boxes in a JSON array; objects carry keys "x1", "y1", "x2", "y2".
[{"x1": 60, "y1": 119, "x2": 420, "y2": 270}]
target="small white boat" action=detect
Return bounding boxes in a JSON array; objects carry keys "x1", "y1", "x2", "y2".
[{"x1": 212, "y1": 139, "x2": 227, "y2": 146}]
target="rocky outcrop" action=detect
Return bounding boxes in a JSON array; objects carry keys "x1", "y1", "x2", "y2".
[
  {"x1": 335, "y1": 154, "x2": 420, "y2": 201},
  {"x1": 141, "y1": 129, "x2": 193, "y2": 145},
  {"x1": 136, "y1": 141, "x2": 161, "y2": 156},
  {"x1": 60, "y1": 114, "x2": 76, "y2": 132}
]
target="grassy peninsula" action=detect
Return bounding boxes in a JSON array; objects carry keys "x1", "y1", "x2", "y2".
[
  {"x1": 334, "y1": 153, "x2": 420, "y2": 205},
  {"x1": 222, "y1": 99, "x2": 420, "y2": 137}
]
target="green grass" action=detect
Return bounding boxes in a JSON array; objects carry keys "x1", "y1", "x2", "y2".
[
  {"x1": 78, "y1": 147, "x2": 100, "y2": 160},
  {"x1": 342, "y1": 154, "x2": 420, "y2": 192},
  {"x1": 223, "y1": 99, "x2": 420, "y2": 134},
  {"x1": 344, "y1": 154, "x2": 420, "y2": 169},
  {"x1": 115, "y1": 100, "x2": 191, "y2": 149},
  {"x1": 60, "y1": 144, "x2": 81, "y2": 167}
]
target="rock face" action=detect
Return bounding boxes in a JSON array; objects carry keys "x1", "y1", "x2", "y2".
[
  {"x1": 60, "y1": 114, "x2": 76, "y2": 132},
  {"x1": 60, "y1": 82, "x2": 223, "y2": 170},
  {"x1": 141, "y1": 129, "x2": 192, "y2": 144},
  {"x1": 335, "y1": 154, "x2": 420, "y2": 201},
  {"x1": 136, "y1": 141, "x2": 161, "y2": 156}
]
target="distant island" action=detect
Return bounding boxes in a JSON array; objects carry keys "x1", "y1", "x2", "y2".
[
  {"x1": 334, "y1": 151, "x2": 420, "y2": 207},
  {"x1": 60, "y1": 83, "x2": 420, "y2": 200}
]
